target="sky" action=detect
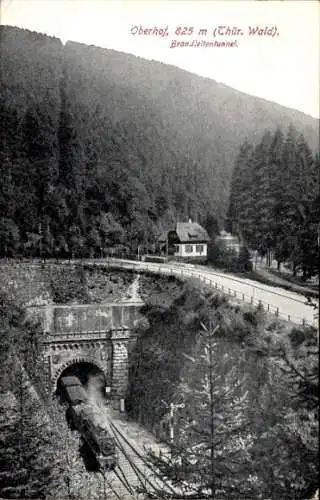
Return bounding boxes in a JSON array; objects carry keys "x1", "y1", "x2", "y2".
[{"x1": 1, "y1": 0, "x2": 319, "y2": 118}]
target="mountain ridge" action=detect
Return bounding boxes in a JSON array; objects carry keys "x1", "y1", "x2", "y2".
[
  {"x1": 0, "y1": 25, "x2": 319, "y2": 257},
  {"x1": 64, "y1": 38, "x2": 319, "y2": 121}
]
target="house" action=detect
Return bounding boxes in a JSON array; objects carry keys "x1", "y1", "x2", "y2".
[
  {"x1": 215, "y1": 230, "x2": 241, "y2": 254},
  {"x1": 158, "y1": 220, "x2": 210, "y2": 259}
]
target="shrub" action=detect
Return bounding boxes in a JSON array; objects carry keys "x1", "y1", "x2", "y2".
[
  {"x1": 243, "y1": 310, "x2": 258, "y2": 326},
  {"x1": 208, "y1": 241, "x2": 252, "y2": 272},
  {"x1": 50, "y1": 265, "x2": 89, "y2": 303},
  {"x1": 289, "y1": 326, "x2": 317, "y2": 347},
  {"x1": 236, "y1": 246, "x2": 253, "y2": 272}
]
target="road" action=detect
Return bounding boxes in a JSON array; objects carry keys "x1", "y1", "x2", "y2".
[{"x1": 90, "y1": 258, "x2": 317, "y2": 327}]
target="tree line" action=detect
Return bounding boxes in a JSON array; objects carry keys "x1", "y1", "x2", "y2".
[
  {"x1": 1, "y1": 26, "x2": 319, "y2": 260},
  {"x1": 227, "y1": 125, "x2": 319, "y2": 279}
]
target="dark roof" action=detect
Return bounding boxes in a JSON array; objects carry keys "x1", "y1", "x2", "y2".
[
  {"x1": 176, "y1": 222, "x2": 210, "y2": 243},
  {"x1": 158, "y1": 222, "x2": 210, "y2": 243}
]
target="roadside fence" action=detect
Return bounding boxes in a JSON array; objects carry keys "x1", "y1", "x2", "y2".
[
  {"x1": 99, "y1": 258, "x2": 314, "y2": 327},
  {"x1": 2, "y1": 257, "x2": 314, "y2": 327}
]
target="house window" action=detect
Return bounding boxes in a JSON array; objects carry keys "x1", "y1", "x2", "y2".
[
  {"x1": 196, "y1": 244, "x2": 204, "y2": 253},
  {"x1": 174, "y1": 245, "x2": 179, "y2": 253},
  {"x1": 185, "y1": 244, "x2": 193, "y2": 253}
]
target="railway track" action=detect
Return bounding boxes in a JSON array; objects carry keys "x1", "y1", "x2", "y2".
[
  {"x1": 101, "y1": 418, "x2": 178, "y2": 499},
  {"x1": 79, "y1": 394, "x2": 178, "y2": 499}
]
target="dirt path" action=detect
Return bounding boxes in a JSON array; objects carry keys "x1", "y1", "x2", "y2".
[
  {"x1": 117, "y1": 274, "x2": 143, "y2": 303},
  {"x1": 255, "y1": 264, "x2": 318, "y2": 296}
]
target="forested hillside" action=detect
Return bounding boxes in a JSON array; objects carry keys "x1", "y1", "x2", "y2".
[
  {"x1": 0, "y1": 27, "x2": 63, "y2": 257},
  {"x1": 1, "y1": 25, "x2": 319, "y2": 258}
]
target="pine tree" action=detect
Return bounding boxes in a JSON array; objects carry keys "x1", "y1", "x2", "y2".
[
  {"x1": 148, "y1": 323, "x2": 253, "y2": 499},
  {"x1": 249, "y1": 130, "x2": 274, "y2": 257},
  {"x1": 227, "y1": 139, "x2": 254, "y2": 238},
  {"x1": 268, "y1": 127, "x2": 285, "y2": 268},
  {"x1": 273, "y1": 125, "x2": 300, "y2": 270},
  {"x1": 228, "y1": 126, "x2": 318, "y2": 277},
  {"x1": 292, "y1": 137, "x2": 319, "y2": 279}
]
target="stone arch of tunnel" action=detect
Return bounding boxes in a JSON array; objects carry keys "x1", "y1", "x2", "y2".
[{"x1": 53, "y1": 357, "x2": 108, "y2": 395}]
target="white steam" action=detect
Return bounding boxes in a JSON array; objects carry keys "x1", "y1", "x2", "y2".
[{"x1": 84, "y1": 372, "x2": 110, "y2": 428}]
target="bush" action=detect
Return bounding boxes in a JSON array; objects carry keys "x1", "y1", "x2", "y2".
[
  {"x1": 208, "y1": 241, "x2": 252, "y2": 272},
  {"x1": 50, "y1": 265, "x2": 89, "y2": 304},
  {"x1": 289, "y1": 326, "x2": 317, "y2": 347},
  {"x1": 236, "y1": 246, "x2": 253, "y2": 272},
  {"x1": 243, "y1": 310, "x2": 258, "y2": 326}
]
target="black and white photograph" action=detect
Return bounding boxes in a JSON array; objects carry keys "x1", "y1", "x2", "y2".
[{"x1": 0, "y1": 0, "x2": 319, "y2": 498}]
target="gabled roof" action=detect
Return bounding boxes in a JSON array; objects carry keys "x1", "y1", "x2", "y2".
[
  {"x1": 158, "y1": 222, "x2": 210, "y2": 243},
  {"x1": 176, "y1": 222, "x2": 210, "y2": 243},
  {"x1": 216, "y1": 231, "x2": 239, "y2": 244}
]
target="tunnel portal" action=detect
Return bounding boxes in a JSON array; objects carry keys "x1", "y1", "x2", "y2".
[{"x1": 56, "y1": 361, "x2": 107, "y2": 403}]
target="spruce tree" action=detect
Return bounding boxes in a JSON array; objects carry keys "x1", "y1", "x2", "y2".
[
  {"x1": 249, "y1": 130, "x2": 273, "y2": 258},
  {"x1": 147, "y1": 323, "x2": 253, "y2": 499},
  {"x1": 227, "y1": 139, "x2": 254, "y2": 238}
]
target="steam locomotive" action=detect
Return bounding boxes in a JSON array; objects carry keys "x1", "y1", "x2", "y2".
[{"x1": 60, "y1": 376, "x2": 118, "y2": 470}]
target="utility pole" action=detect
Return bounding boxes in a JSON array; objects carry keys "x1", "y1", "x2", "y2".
[
  {"x1": 161, "y1": 399, "x2": 185, "y2": 452},
  {"x1": 254, "y1": 249, "x2": 258, "y2": 271},
  {"x1": 169, "y1": 403, "x2": 174, "y2": 445},
  {"x1": 39, "y1": 222, "x2": 42, "y2": 260},
  {"x1": 166, "y1": 232, "x2": 169, "y2": 260}
]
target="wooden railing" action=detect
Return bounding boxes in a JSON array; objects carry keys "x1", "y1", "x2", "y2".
[{"x1": 94, "y1": 258, "x2": 315, "y2": 327}]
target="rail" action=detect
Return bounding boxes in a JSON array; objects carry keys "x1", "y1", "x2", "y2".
[{"x1": 108, "y1": 419, "x2": 182, "y2": 498}]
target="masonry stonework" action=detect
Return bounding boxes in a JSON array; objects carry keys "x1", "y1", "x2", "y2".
[{"x1": 28, "y1": 302, "x2": 144, "y2": 401}]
